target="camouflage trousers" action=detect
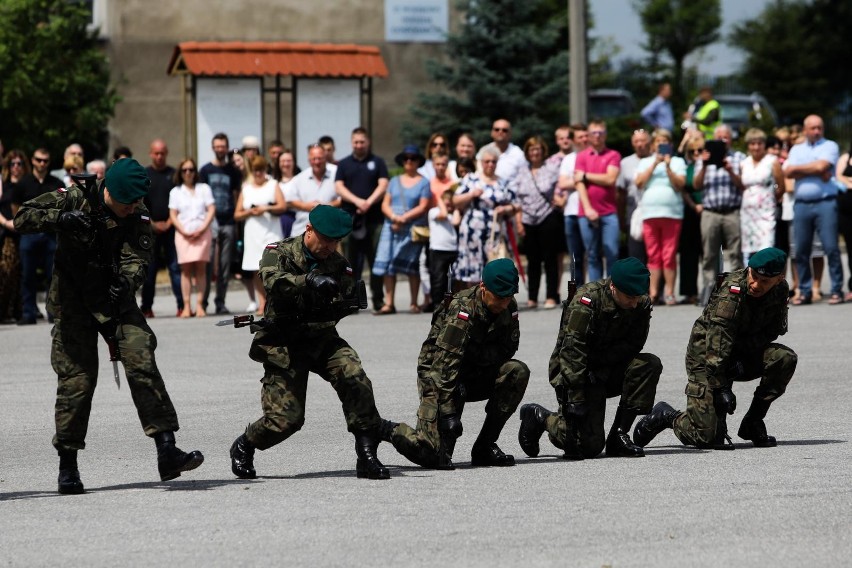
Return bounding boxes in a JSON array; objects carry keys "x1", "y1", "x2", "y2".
[
  {"x1": 390, "y1": 359, "x2": 530, "y2": 467},
  {"x1": 51, "y1": 306, "x2": 179, "y2": 451},
  {"x1": 545, "y1": 353, "x2": 662, "y2": 458},
  {"x1": 244, "y1": 331, "x2": 381, "y2": 451},
  {"x1": 672, "y1": 343, "x2": 797, "y2": 447}
]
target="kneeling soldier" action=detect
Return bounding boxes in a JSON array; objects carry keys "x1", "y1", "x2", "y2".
[
  {"x1": 519, "y1": 257, "x2": 662, "y2": 460},
  {"x1": 229, "y1": 205, "x2": 390, "y2": 480},
  {"x1": 633, "y1": 247, "x2": 796, "y2": 450},
  {"x1": 14, "y1": 159, "x2": 204, "y2": 494},
  {"x1": 383, "y1": 258, "x2": 530, "y2": 469}
]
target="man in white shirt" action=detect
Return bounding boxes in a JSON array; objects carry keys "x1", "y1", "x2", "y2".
[
  {"x1": 557, "y1": 124, "x2": 589, "y2": 283},
  {"x1": 285, "y1": 145, "x2": 340, "y2": 236},
  {"x1": 476, "y1": 118, "x2": 526, "y2": 185},
  {"x1": 617, "y1": 129, "x2": 653, "y2": 262}
]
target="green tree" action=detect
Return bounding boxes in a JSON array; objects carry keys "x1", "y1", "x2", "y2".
[
  {"x1": 632, "y1": 0, "x2": 721, "y2": 114},
  {"x1": 0, "y1": 0, "x2": 119, "y2": 166},
  {"x1": 401, "y1": 0, "x2": 571, "y2": 147},
  {"x1": 730, "y1": 0, "x2": 852, "y2": 126}
]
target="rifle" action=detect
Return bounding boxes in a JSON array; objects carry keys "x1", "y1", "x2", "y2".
[
  {"x1": 71, "y1": 172, "x2": 122, "y2": 389},
  {"x1": 215, "y1": 280, "x2": 368, "y2": 331},
  {"x1": 566, "y1": 253, "x2": 578, "y2": 305}
]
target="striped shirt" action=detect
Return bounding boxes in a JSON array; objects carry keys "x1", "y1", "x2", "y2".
[{"x1": 697, "y1": 150, "x2": 746, "y2": 210}]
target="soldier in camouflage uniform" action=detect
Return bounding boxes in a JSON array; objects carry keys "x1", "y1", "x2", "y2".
[
  {"x1": 633, "y1": 247, "x2": 797, "y2": 450},
  {"x1": 518, "y1": 257, "x2": 662, "y2": 460},
  {"x1": 229, "y1": 205, "x2": 390, "y2": 480},
  {"x1": 382, "y1": 258, "x2": 530, "y2": 469},
  {"x1": 13, "y1": 158, "x2": 204, "y2": 495}
]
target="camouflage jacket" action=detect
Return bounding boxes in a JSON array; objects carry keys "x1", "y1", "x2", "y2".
[
  {"x1": 548, "y1": 279, "x2": 652, "y2": 403},
  {"x1": 420, "y1": 286, "x2": 520, "y2": 415},
  {"x1": 254, "y1": 234, "x2": 359, "y2": 342},
  {"x1": 687, "y1": 268, "x2": 789, "y2": 388},
  {"x1": 13, "y1": 182, "x2": 152, "y2": 322}
]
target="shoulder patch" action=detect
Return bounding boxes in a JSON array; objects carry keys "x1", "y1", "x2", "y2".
[
  {"x1": 138, "y1": 234, "x2": 152, "y2": 250},
  {"x1": 57, "y1": 187, "x2": 67, "y2": 193},
  {"x1": 457, "y1": 310, "x2": 470, "y2": 321},
  {"x1": 139, "y1": 214, "x2": 151, "y2": 224},
  {"x1": 580, "y1": 295, "x2": 592, "y2": 306},
  {"x1": 345, "y1": 266, "x2": 353, "y2": 275},
  {"x1": 511, "y1": 311, "x2": 519, "y2": 320},
  {"x1": 730, "y1": 285, "x2": 741, "y2": 294},
  {"x1": 265, "y1": 243, "x2": 278, "y2": 249}
]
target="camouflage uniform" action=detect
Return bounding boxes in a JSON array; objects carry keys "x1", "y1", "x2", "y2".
[
  {"x1": 13, "y1": 182, "x2": 180, "y2": 451},
  {"x1": 672, "y1": 269, "x2": 797, "y2": 446},
  {"x1": 242, "y1": 234, "x2": 381, "y2": 450},
  {"x1": 389, "y1": 286, "x2": 530, "y2": 467},
  {"x1": 545, "y1": 279, "x2": 662, "y2": 457}
]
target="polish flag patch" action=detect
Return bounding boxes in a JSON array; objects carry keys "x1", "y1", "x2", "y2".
[
  {"x1": 265, "y1": 243, "x2": 277, "y2": 249},
  {"x1": 580, "y1": 296, "x2": 592, "y2": 306},
  {"x1": 457, "y1": 311, "x2": 470, "y2": 321},
  {"x1": 345, "y1": 266, "x2": 353, "y2": 275},
  {"x1": 512, "y1": 311, "x2": 519, "y2": 320},
  {"x1": 140, "y1": 215, "x2": 150, "y2": 224},
  {"x1": 57, "y1": 187, "x2": 67, "y2": 193},
  {"x1": 730, "y1": 285, "x2": 741, "y2": 294}
]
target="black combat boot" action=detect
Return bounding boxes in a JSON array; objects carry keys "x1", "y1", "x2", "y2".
[
  {"x1": 354, "y1": 431, "x2": 391, "y2": 480},
  {"x1": 518, "y1": 403, "x2": 552, "y2": 458},
  {"x1": 738, "y1": 398, "x2": 777, "y2": 447},
  {"x1": 605, "y1": 405, "x2": 645, "y2": 457},
  {"x1": 471, "y1": 414, "x2": 515, "y2": 467},
  {"x1": 154, "y1": 431, "x2": 204, "y2": 482},
  {"x1": 58, "y1": 449, "x2": 84, "y2": 495},
  {"x1": 633, "y1": 401, "x2": 679, "y2": 447},
  {"x1": 230, "y1": 433, "x2": 257, "y2": 479},
  {"x1": 379, "y1": 419, "x2": 399, "y2": 443}
]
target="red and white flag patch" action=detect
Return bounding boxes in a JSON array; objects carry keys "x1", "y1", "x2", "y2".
[
  {"x1": 57, "y1": 187, "x2": 67, "y2": 193},
  {"x1": 345, "y1": 266, "x2": 353, "y2": 275},
  {"x1": 730, "y1": 285, "x2": 741, "y2": 294},
  {"x1": 265, "y1": 243, "x2": 277, "y2": 249},
  {"x1": 512, "y1": 311, "x2": 519, "y2": 320},
  {"x1": 580, "y1": 296, "x2": 592, "y2": 306},
  {"x1": 140, "y1": 215, "x2": 150, "y2": 224},
  {"x1": 457, "y1": 311, "x2": 470, "y2": 321}
]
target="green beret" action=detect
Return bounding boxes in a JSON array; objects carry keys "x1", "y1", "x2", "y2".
[
  {"x1": 611, "y1": 257, "x2": 650, "y2": 296},
  {"x1": 482, "y1": 258, "x2": 519, "y2": 298},
  {"x1": 309, "y1": 205, "x2": 352, "y2": 239},
  {"x1": 105, "y1": 158, "x2": 150, "y2": 204},
  {"x1": 748, "y1": 247, "x2": 786, "y2": 276}
]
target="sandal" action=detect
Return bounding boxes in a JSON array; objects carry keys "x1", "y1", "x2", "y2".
[
  {"x1": 828, "y1": 293, "x2": 844, "y2": 305},
  {"x1": 409, "y1": 304, "x2": 422, "y2": 314},
  {"x1": 791, "y1": 295, "x2": 811, "y2": 306},
  {"x1": 543, "y1": 300, "x2": 558, "y2": 310},
  {"x1": 374, "y1": 304, "x2": 396, "y2": 315},
  {"x1": 664, "y1": 295, "x2": 677, "y2": 306}
]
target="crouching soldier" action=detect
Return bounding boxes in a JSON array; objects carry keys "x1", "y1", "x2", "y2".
[
  {"x1": 633, "y1": 247, "x2": 797, "y2": 450},
  {"x1": 382, "y1": 258, "x2": 530, "y2": 469},
  {"x1": 518, "y1": 257, "x2": 662, "y2": 460},
  {"x1": 229, "y1": 205, "x2": 391, "y2": 480}
]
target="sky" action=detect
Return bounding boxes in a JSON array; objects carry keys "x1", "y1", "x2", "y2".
[{"x1": 589, "y1": 0, "x2": 771, "y2": 77}]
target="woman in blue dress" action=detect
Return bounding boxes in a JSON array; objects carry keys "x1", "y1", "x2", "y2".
[
  {"x1": 453, "y1": 148, "x2": 518, "y2": 287},
  {"x1": 373, "y1": 145, "x2": 431, "y2": 314}
]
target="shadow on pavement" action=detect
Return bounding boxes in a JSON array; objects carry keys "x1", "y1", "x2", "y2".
[{"x1": 0, "y1": 478, "x2": 255, "y2": 502}]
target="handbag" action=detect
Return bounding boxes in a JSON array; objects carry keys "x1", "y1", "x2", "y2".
[
  {"x1": 410, "y1": 225, "x2": 430, "y2": 243},
  {"x1": 629, "y1": 203, "x2": 644, "y2": 241},
  {"x1": 486, "y1": 210, "x2": 510, "y2": 260}
]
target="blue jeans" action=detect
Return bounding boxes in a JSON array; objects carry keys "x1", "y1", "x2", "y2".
[
  {"x1": 141, "y1": 227, "x2": 183, "y2": 312},
  {"x1": 19, "y1": 232, "x2": 56, "y2": 320},
  {"x1": 564, "y1": 215, "x2": 586, "y2": 284},
  {"x1": 579, "y1": 213, "x2": 620, "y2": 281},
  {"x1": 793, "y1": 198, "x2": 843, "y2": 297}
]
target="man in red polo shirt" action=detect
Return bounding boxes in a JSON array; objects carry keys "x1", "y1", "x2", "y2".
[{"x1": 573, "y1": 119, "x2": 621, "y2": 280}]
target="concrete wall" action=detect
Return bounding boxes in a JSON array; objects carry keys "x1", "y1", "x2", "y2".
[{"x1": 102, "y1": 0, "x2": 450, "y2": 165}]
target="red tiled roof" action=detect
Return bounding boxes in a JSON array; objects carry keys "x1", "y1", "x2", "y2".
[{"x1": 167, "y1": 41, "x2": 389, "y2": 78}]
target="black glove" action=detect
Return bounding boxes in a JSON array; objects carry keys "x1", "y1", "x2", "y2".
[
  {"x1": 58, "y1": 210, "x2": 92, "y2": 233},
  {"x1": 305, "y1": 270, "x2": 339, "y2": 299},
  {"x1": 713, "y1": 386, "x2": 737, "y2": 415},
  {"x1": 438, "y1": 413, "x2": 463, "y2": 440},
  {"x1": 108, "y1": 275, "x2": 133, "y2": 304}
]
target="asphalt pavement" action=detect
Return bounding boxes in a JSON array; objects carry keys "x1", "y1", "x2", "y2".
[{"x1": 2, "y1": 284, "x2": 851, "y2": 567}]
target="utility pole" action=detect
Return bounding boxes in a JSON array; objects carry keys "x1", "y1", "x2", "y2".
[{"x1": 568, "y1": 0, "x2": 587, "y2": 124}]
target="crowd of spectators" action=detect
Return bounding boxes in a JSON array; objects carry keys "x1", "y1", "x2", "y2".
[{"x1": 1, "y1": 89, "x2": 850, "y2": 324}]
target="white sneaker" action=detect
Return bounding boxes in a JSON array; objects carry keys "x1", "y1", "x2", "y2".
[{"x1": 246, "y1": 301, "x2": 258, "y2": 313}]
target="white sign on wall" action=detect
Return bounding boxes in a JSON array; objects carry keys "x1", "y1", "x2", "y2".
[
  {"x1": 195, "y1": 78, "x2": 262, "y2": 167},
  {"x1": 295, "y1": 79, "x2": 361, "y2": 166},
  {"x1": 385, "y1": 0, "x2": 448, "y2": 43}
]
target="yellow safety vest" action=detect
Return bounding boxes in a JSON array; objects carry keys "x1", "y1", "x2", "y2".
[{"x1": 695, "y1": 99, "x2": 721, "y2": 139}]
